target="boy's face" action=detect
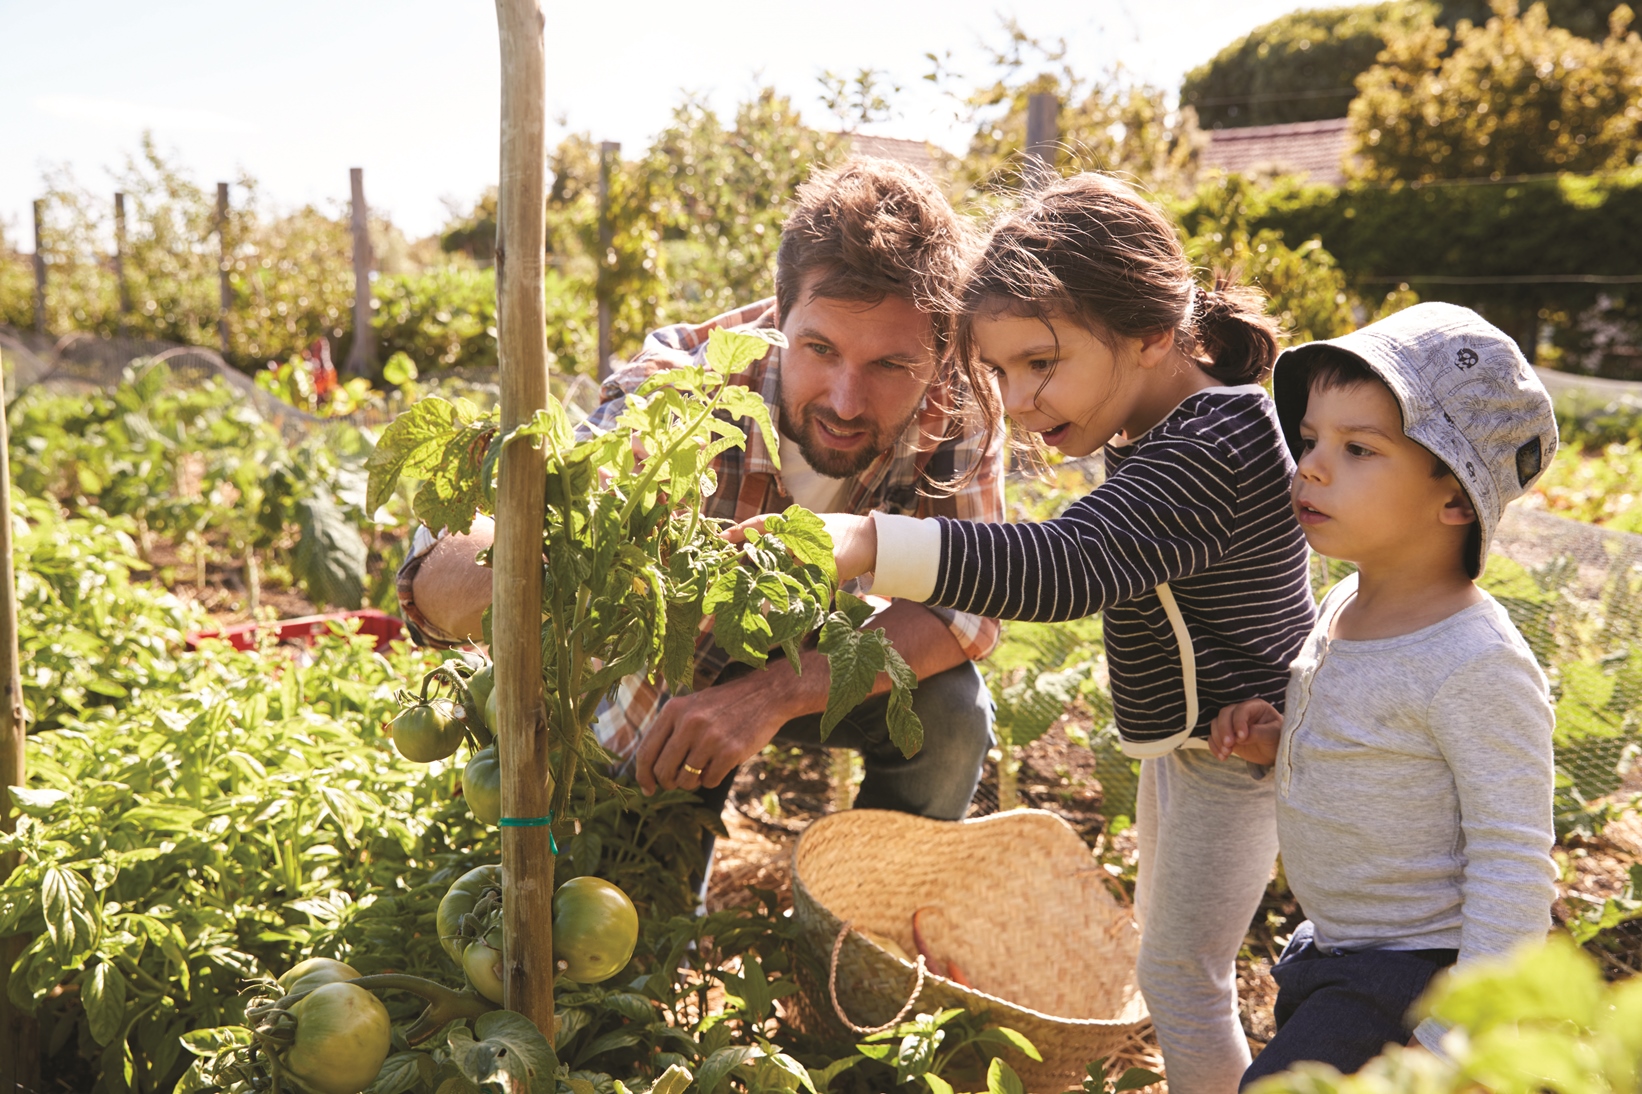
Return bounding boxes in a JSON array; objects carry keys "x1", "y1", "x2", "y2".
[{"x1": 1292, "y1": 378, "x2": 1476, "y2": 570}]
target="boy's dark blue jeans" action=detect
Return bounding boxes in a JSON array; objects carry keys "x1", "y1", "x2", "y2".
[{"x1": 1239, "y1": 921, "x2": 1457, "y2": 1089}]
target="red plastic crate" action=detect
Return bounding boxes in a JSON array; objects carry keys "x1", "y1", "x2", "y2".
[{"x1": 185, "y1": 608, "x2": 407, "y2": 653}]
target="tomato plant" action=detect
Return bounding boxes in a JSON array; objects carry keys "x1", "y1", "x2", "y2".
[{"x1": 367, "y1": 327, "x2": 923, "y2": 822}]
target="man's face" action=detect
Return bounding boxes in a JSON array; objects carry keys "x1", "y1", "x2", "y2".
[{"x1": 777, "y1": 276, "x2": 939, "y2": 479}]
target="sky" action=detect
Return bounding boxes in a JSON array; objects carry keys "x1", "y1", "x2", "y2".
[{"x1": 1, "y1": 0, "x2": 1308, "y2": 242}]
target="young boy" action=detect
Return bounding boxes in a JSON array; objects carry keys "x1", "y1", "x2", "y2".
[{"x1": 1210, "y1": 302, "x2": 1560, "y2": 1086}]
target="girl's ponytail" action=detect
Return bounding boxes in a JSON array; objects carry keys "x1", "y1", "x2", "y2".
[{"x1": 1192, "y1": 276, "x2": 1281, "y2": 386}]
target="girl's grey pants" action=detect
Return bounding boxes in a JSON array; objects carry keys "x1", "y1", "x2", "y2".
[{"x1": 1135, "y1": 748, "x2": 1278, "y2": 1094}]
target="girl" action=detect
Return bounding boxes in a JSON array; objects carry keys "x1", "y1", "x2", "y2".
[{"x1": 805, "y1": 174, "x2": 1316, "y2": 1093}]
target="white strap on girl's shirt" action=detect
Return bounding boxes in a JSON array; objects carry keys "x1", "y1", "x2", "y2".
[{"x1": 868, "y1": 510, "x2": 1202, "y2": 757}]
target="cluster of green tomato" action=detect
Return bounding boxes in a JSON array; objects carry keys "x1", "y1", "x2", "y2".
[{"x1": 387, "y1": 659, "x2": 506, "y2": 825}]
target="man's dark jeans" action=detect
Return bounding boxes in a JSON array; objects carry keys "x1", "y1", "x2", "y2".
[
  {"x1": 1239, "y1": 921, "x2": 1457, "y2": 1089},
  {"x1": 690, "y1": 660, "x2": 994, "y2": 888}
]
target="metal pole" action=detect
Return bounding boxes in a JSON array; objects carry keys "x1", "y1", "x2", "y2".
[
  {"x1": 216, "y1": 183, "x2": 232, "y2": 355},
  {"x1": 344, "y1": 168, "x2": 376, "y2": 377},
  {"x1": 32, "y1": 200, "x2": 46, "y2": 334},
  {"x1": 114, "y1": 191, "x2": 132, "y2": 338},
  {"x1": 596, "y1": 141, "x2": 619, "y2": 381},
  {"x1": 494, "y1": 0, "x2": 554, "y2": 1034},
  {"x1": 1025, "y1": 92, "x2": 1060, "y2": 188},
  {"x1": 0, "y1": 361, "x2": 39, "y2": 1094}
]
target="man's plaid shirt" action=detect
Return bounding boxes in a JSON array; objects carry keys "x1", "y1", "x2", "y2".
[{"x1": 399, "y1": 298, "x2": 1004, "y2": 761}]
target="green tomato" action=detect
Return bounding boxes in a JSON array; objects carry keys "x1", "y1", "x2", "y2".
[
  {"x1": 553, "y1": 876, "x2": 639, "y2": 983},
  {"x1": 389, "y1": 698, "x2": 464, "y2": 763},
  {"x1": 279, "y1": 981, "x2": 391, "y2": 1094},
  {"x1": 463, "y1": 746, "x2": 502, "y2": 826},
  {"x1": 437, "y1": 863, "x2": 502, "y2": 961},
  {"x1": 462, "y1": 927, "x2": 506, "y2": 1004},
  {"x1": 483, "y1": 683, "x2": 499, "y2": 734},
  {"x1": 467, "y1": 664, "x2": 495, "y2": 731},
  {"x1": 277, "y1": 957, "x2": 359, "y2": 998}
]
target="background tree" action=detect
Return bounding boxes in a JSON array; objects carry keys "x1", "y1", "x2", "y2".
[
  {"x1": 1182, "y1": 3, "x2": 1433, "y2": 129},
  {"x1": 1352, "y1": 0, "x2": 1642, "y2": 181},
  {"x1": 943, "y1": 20, "x2": 1202, "y2": 198}
]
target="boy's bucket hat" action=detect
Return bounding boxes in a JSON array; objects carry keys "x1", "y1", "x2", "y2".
[{"x1": 1272, "y1": 302, "x2": 1558, "y2": 577}]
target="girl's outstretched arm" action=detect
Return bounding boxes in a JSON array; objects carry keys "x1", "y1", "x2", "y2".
[{"x1": 875, "y1": 426, "x2": 1251, "y2": 623}]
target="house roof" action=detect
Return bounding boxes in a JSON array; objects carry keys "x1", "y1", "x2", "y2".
[
  {"x1": 1202, "y1": 117, "x2": 1352, "y2": 186},
  {"x1": 841, "y1": 134, "x2": 944, "y2": 178}
]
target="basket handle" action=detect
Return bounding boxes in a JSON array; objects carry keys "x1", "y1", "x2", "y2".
[{"x1": 828, "y1": 921, "x2": 928, "y2": 1035}]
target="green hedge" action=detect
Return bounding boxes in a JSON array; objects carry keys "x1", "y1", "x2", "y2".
[{"x1": 1191, "y1": 169, "x2": 1642, "y2": 366}]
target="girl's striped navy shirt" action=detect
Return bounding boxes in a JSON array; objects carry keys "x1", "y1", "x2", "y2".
[{"x1": 927, "y1": 386, "x2": 1317, "y2": 754}]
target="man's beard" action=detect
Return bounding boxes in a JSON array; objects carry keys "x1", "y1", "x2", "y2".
[{"x1": 777, "y1": 397, "x2": 918, "y2": 479}]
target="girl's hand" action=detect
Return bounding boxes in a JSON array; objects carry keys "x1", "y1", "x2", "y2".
[
  {"x1": 723, "y1": 512, "x2": 880, "y2": 583},
  {"x1": 1210, "y1": 699, "x2": 1283, "y2": 766}
]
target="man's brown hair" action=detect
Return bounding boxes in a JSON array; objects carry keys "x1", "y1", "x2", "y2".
[{"x1": 775, "y1": 158, "x2": 969, "y2": 358}]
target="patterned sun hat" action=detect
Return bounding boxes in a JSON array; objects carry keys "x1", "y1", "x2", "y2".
[{"x1": 1272, "y1": 302, "x2": 1559, "y2": 577}]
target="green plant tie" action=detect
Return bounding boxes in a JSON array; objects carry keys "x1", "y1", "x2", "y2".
[{"x1": 498, "y1": 810, "x2": 558, "y2": 853}]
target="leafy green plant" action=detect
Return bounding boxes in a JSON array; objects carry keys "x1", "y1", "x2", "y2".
[{"x1": 366, "y1": 327, "x2": 922, "y2": 820}]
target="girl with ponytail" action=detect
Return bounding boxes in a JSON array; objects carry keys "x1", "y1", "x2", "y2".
[{"x1": 747, "y1": 174, "x2": 1317, "y2": 1092}]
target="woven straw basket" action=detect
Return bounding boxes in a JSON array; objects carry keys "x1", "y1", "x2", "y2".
[{"x1": 789, "y1": 809, "x2": 1148, "y2": 1092}]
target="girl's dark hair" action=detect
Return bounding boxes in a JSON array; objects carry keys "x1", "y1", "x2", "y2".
[{"x1": 953, "y1": 173, "x2": 1282, "y2": 448}]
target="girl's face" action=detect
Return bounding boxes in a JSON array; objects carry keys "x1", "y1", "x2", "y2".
[{"x1": 972, "y1": 312, "x2": 1141, "y2": 458}]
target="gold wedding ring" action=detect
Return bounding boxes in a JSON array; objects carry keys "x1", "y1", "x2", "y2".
[{"x1": 682, "y1": 763, "x2": 704, "y2": 776}]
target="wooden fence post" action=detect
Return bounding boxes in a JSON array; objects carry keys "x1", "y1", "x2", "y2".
[
  {"x1": 31, "y1": 200, "x2": 46, "y2": 334},
  {"x1": 494, "y1": 0, "x2": 554, "y2": 1034},
  {"x1": 596, "y1": 141, "x2": 620, "y2": 381},
  {"x1": 1025, "y1": 92, "x2": 1059, "y2": 187},
  {"x1": 344, "y1": 168, "x2": 377, "y2": 377},
  {"x1": 0, "y1": 371, "x2": 40, "y2": 1093},
  {"x1": 114, "y1": 192, "x2": 132, "y2": 338},
  {"x1": 216, "y1": 183, "x2": 232, "y2": 356}
]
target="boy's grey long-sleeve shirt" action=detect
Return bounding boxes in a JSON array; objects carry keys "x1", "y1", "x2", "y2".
[{"x1": 1276, "y1": 573, "x2": 1557, "y2": 967}]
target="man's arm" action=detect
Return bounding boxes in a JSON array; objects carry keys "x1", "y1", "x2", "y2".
[{"x1": 634, "y1": 599, "x2": 965, "y2": 794}]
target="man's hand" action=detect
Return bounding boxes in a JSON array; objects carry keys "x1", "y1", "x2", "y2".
[
  {"x1": 634, "y1": 670, "x2": 800, "y2": 794},
  {"x1": 412, "y1": 516, "x2": 495, "y2": 644},
  {"x1": 725, "y1": 511, "x2": 879, "y2": 582},
  {"x1": 1209, "y1": 698, "x2": 1283, "y2": 766}
]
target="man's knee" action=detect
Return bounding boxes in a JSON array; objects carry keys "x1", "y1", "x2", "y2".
[{"x1": 909, "y1": 660, "x2": 993, "y2": 754}]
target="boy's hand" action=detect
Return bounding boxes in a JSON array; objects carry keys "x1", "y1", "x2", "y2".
[
  {"x1": 1210, "y1": 699, "x2": 1283, "y2": 766},
  {"x1": 724, "y1": 512, "x2": 879, "y2": 582}
]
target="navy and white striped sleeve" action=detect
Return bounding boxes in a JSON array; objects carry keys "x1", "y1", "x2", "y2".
[{"x1": 930, "y1": 434, "x2": 1243, "y2": 623}]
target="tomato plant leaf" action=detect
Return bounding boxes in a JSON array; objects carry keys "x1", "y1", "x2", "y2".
[
  {"x1": 704, "y1": 327, "x2": 782, "y2": 378},
  {"x1": 923, "y1": 1074, "x2": 955, "y2": 1094},
  {"x1": 764, "y1": 506, "x2": 837, "y2": 584},
  {"x1": 363, "y1": 1051, "x2": 437, "y2": 1094},
  {"x1": 82, "y1": 960, "x2": 127, "y2": 1046},
  {"x1": 448, "y1": 1010, "x2": 557, "y2": 1094},
  {"x1": 365, "y1": 396, "x2": 470, "y2": 515}
]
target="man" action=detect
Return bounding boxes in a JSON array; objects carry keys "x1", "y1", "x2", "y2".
[{"x1": 398, "y1": 158, "x2": 1003, "y2": 823}]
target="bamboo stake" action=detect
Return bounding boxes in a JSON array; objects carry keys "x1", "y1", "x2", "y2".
[
  {"x1": 0, "y1": 370, "x2": 40, "y2": 1094},
  {"x1": 493, "y1": 0, "x2": 554, "y2": 1033}
]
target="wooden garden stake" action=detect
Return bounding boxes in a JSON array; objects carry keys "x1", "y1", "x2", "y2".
[
  {"x1": 216, "y1": 182, "x2": 232, "y2": 355},
  {"x1": 0, "y1": 374, "x2": 40, "y2": 1094},
  {"x1": 344, "y1": 167, "x2": 377, "y2": 378},
  {"x1": 493, "y1": 0, "x2": 555, "y2": 1032}
]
